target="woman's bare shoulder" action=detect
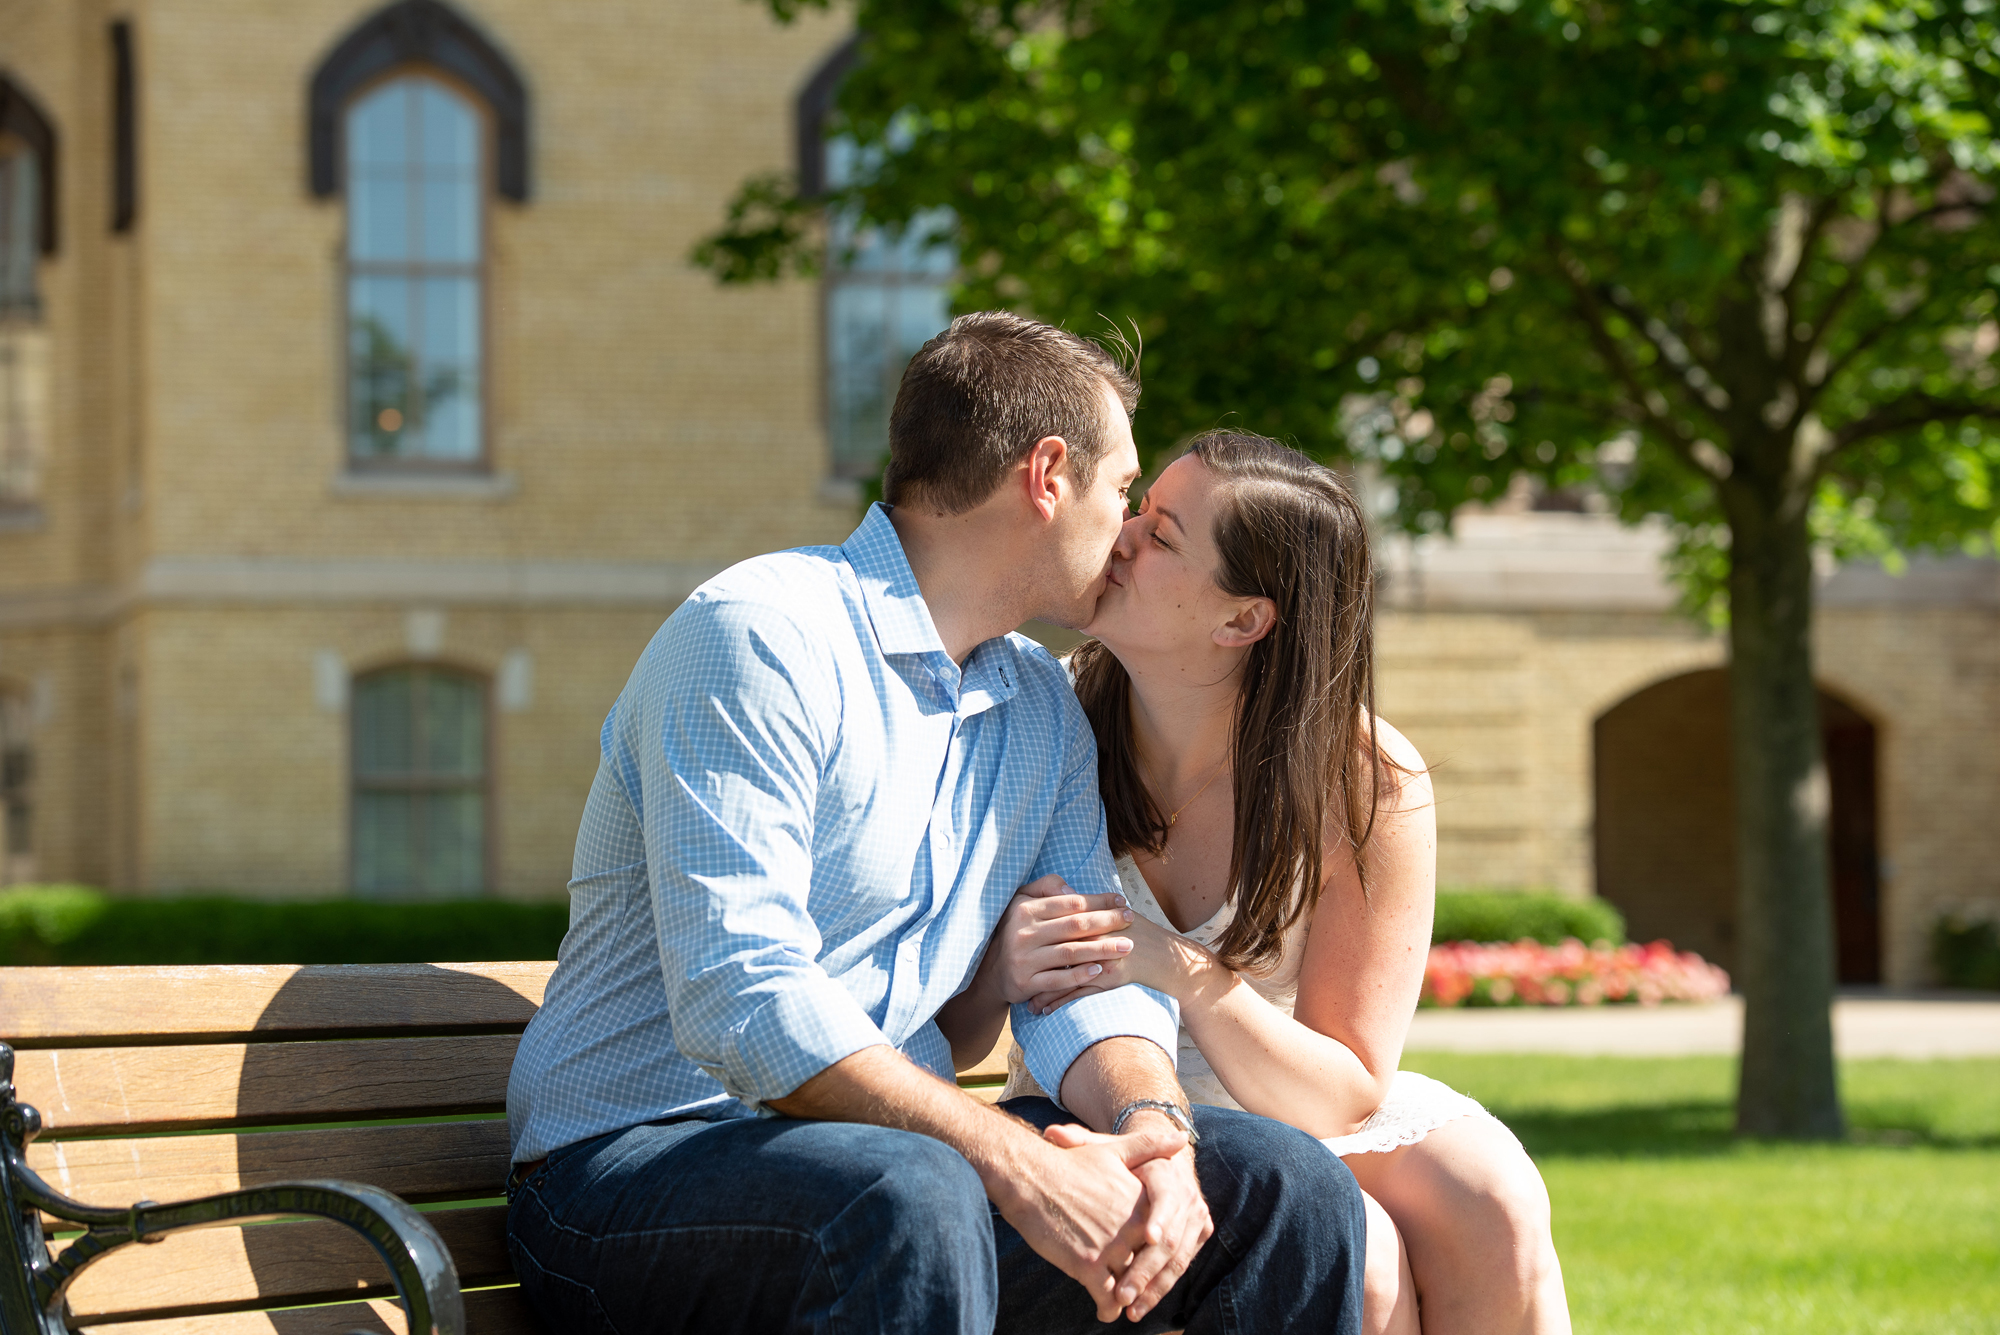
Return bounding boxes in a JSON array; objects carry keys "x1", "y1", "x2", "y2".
[{"x1": 1367, "y1": 714, "x2": 1433, "y2": 813}]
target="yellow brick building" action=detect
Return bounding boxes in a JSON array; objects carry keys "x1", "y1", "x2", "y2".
[{"x1": 1, "y1": 0, "x2": 1993, "y2": 986}]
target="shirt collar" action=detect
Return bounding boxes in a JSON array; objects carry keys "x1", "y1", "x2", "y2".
[
  {"x1": 842, "y1": 503, "x2": 949, "y2": 659},
  {"x1": 840, "y1": 503, "x2": 1024, "y2": 717}
]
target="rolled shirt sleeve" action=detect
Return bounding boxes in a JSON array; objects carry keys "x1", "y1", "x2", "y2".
[
  {"x1": 638, "y1": 594, "x2": 891, "y2": 1107},
  {"x1": 1008, "y1": 690, "x2": 1181, "y2": 1107}
]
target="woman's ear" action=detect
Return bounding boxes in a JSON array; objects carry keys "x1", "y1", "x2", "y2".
[{"x1": 1214, "y1": 596, "x2": 1278, "y2": 648}]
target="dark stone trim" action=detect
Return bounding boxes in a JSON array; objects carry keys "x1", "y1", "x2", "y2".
[
  {"x1": 308, "y1": 0, "x2": 529, "y2": 202},
  {"x1": 796, "y1": 35, "x2": 859, "y2": 198},
  {"x1": 110, "y1": 21, "x2": 137, "y2": 233},
  {"x1": 0, "y1": 74, "x2": 57, "y2": 255}
]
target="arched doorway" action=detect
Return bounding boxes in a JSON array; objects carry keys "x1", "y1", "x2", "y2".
[{"x1": 1592, "y1": 669, "x2": 1882, "y2": 983}]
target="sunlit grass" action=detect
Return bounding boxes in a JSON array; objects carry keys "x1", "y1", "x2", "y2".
[{"x1": 1399, "y1": 1054, "x2": 2000, "y2": 1335}]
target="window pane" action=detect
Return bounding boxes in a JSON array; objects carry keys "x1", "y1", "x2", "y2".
[
  {"x1": 828, "y1": 281, "x2": 892, "y2": 479},
  {"x1": 349, "y1": 276, "x2": 417, "y2": 458},
  {"x1": 822, "y1": 133, "x2": 955, "y2": 482},
  {"x1": 419, "y1": 175, "x2": 479, "y2": 263},
  {"x1": 0, "y1": 150, "x2": 37, "y2": 312},
  {"x1": 416, "y1": 82, "x2": 480, "y2": 172},
  {"x1": 353, "y1": 790, "x2": 416, "y2": 895},
  {"x1": 421, "y1": 672, "x2": 485, "y2": 776},
  {"x1": 1, "y1": 690, "x2": 31, "y2": 880},
  {"x1": 347, "y1": 83, "x2": 409, "y2": 170},
  {"x1": 349, "y1": 171, "x2": 410, "y2": 262},
  {"x1": 419, "y1": 789, "x2": 484, "y2": 895},
  {"x1": 352, "y1": 671, "x2": 415, "y2": 776},
  {"x1": 416, "y1": 278, "x2": 481, "y2": 459}
]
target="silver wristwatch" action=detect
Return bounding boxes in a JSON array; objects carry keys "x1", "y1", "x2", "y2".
[{"x1": 1111, "y1": 1097, "x2": 1200, "y2": 1146}]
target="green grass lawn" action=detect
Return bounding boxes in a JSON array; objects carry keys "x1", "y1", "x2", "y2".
[{"x1": 1399, "y1": 1053, "x2": 2000, "y2": 1335}]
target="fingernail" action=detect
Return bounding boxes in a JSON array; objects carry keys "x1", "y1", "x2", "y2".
[
  {"x1": 1117, "y1": 939, "x2": 1133, "y2": 952},
  {"x1": 1113, "y1": 894, "x2": 1128, "y2": 906},
  {"x1": 1122, "y1": 909, "x2": 1134, "y2": 922},
  {"x1": 1085, "y1": 964, "x2": 1102, "y2": 976}
]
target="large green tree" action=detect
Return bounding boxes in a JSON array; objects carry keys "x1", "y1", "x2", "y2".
[{"x1": 703, "y1": 0, "x2": 2000, "y2": 1138}]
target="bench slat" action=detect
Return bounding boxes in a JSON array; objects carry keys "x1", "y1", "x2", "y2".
[
  {"x1": 27, "y1": 1121, "x2": 511, "y2": 1218},
  {"x1": 956, "y1": 1020, "x2": 1012, "y2": 1084},
  {"x1": 12, "y1": 1035, "x2": 517, "y2": 1135},
  {"x1": 76, "y1": 1285, "x2": 537, "y2": 1334},
  {"x1": 60, "y1": 1204, "x2": 512, "y2": 1320},
  {"x1": 0, "y1": 962, "x2": 552, "y2": 1047}
]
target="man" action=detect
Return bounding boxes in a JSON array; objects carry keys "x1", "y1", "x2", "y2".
[{"x1": 505, "y1": 312, "x2": 1367, "y2": 1333}]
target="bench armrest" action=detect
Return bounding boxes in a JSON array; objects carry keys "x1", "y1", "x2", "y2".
[{"x1": 0, "y1": 1043, "x2": 465, "y2": 1335}]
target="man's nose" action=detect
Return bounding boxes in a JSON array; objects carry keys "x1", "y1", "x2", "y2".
[{"x1": 1112, "y1": 515, "x2": 1143, "y2": 559}]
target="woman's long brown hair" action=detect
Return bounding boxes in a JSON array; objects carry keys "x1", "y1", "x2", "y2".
[{"x1": 1073, "y1": 430, "x2": 1387, "y2": 975}]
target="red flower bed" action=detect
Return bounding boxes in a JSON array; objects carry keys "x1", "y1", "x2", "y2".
[{"x1": 1420, "y1": 937, "x2": 1731, "y2": 1008}]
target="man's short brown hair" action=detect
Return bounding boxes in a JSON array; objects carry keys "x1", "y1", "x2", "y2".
[{"x1": 883, "y1": 312, "x2": 1140, "y2": 515}]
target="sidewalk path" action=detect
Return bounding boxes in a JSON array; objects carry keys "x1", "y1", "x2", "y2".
[{"x1": 1404, "y1": 993, "x2": 2000, "y2": 1058}]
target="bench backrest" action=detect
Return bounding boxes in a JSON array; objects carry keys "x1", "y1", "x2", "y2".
[{"x1": 0, "y1": 962, "x2": 555, "y2": 1334}]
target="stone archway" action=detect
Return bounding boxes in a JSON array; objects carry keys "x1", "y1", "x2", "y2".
[{"x1": 1592, "y1": 669, "x2": 1882, "y2": 983}]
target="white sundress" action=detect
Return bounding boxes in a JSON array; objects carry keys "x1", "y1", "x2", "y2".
[{"x1": 1006, "y1": 855, "x2": 1511, "y2": 1158}]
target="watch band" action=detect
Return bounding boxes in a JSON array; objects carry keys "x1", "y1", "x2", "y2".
[{"x1": 1111, "y1": 1097, "x2": 1200, "y2": 1146}]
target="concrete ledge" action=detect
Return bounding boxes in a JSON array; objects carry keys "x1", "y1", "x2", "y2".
[
  {"x1": 138, "y1": 555, "x2": 727, "y2": 606},
  {"x1": 1405, "y1": 993, "x2": 2000, "y2": 1058},
  {"x1": 329, "y1": 471, "x2": 520, "y2": 501}
]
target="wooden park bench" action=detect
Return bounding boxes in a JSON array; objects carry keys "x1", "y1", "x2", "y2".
[{"x1": 0, "y1": 962, "x2": 1014, "y2": 1333}]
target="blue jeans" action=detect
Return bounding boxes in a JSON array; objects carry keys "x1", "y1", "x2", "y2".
[{"x1": 506, "y1": 1096, "x2": 1365, "y2": 1334}]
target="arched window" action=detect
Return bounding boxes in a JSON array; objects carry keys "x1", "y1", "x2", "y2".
[
  {"x1": 351, "y1": 665, "x2": 487, "y2": 897},
  {"x1": 345, "y1": 75, "x2": 485, "y2": 464},
  {"x1": 0, "y1": 684, "x2": 32, "y2": 887},
  {"x1": 309, "y1": 0, "x2": 527, "y2": 472},
  {"x1": 0, "y1": 77, "x2": 54, "y2": 515},
  {"x1": 799, "y1": 42, "x2": 955, "y2": 483}
]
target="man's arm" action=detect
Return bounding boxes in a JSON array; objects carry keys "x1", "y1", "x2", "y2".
[{"x1": 768, "y1": 1045, "x2": 1187, "y2": 1323}]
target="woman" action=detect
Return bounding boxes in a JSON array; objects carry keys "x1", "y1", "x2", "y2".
[{"x1": 941, "y1": 431, "x2": 1569, "y2": 1334}]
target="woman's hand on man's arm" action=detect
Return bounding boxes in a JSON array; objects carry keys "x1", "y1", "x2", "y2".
[
  {"x1": 935, "y1": 873, "x2": 1136, "y2": 1068},
  {"x1": 991, "y1": 874, "x2": 1137, "y2": 1002}
]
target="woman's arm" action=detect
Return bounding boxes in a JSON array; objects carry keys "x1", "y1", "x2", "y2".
[{"x1": 1030, "y1": 720, "x2": 1436, "y2": 1138}]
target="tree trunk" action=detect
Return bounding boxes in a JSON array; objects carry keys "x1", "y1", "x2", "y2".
[{"x1": 1723, "y1": 487, "x2": 1845, "y2": 1139}]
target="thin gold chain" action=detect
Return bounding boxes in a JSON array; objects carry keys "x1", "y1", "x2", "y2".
[{"x1": 1162, "y1": 757, "x2": 1228, "y2": 827}]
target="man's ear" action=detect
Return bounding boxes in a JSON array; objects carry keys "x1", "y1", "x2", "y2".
[
  {"x1": 1022, "y1": 435, "x2": 1070, "y2": 521},
  {"x1": 1214, "y1": 597, "x2": 1278, "y2": 649}
]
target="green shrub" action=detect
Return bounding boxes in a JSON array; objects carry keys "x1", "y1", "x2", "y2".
[
  {"x1": 1, "y1": 884, "x2": 1626, "y2": 965},
  {"x1": 0, "y1": 885, "x2": 570, "y2": 966},
  {"x1": 1933, "y1": 912, "x2": 2000, "y2": 992},
  {"x1": 1432, "y1": 890, "x2": 1626, "y2": 947}
]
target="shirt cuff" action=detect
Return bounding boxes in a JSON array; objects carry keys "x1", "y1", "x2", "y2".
[
  {"x1": 727, "y1": 978, "x2": 891, "y2": 1110},
  {"x1": 1013, "y1": 985, "x2": 1181, "y2": 1112}
]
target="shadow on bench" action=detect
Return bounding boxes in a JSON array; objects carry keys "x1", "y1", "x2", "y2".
[{"x1": 0, "y1": 962, "x2": 556, "y2": 1333}]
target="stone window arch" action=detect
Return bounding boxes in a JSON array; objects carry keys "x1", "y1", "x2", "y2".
[{"x1": 351, "y1": 663, "x2": 489, "y2": 897}]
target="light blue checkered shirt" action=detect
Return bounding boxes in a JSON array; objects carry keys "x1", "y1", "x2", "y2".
[{"x1": 507, "y1": 503, "x2": 1180, "y2": 1162}]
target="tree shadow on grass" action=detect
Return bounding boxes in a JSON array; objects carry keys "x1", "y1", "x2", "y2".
[{"x1": 1498, "y1": 1102, "x2": 2000, "y2": 1160}]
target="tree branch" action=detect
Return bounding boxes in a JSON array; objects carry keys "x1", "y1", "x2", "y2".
[
  {"x1": 1830, "y1": 393, "x2": 2000, "y2": 451},
  {"x1": 1552, "y1": 251, "x2": 1724, "y2": 482},
  {"x1": 1596, "y1": 282, "x2": 1734, "y2": 415}
]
